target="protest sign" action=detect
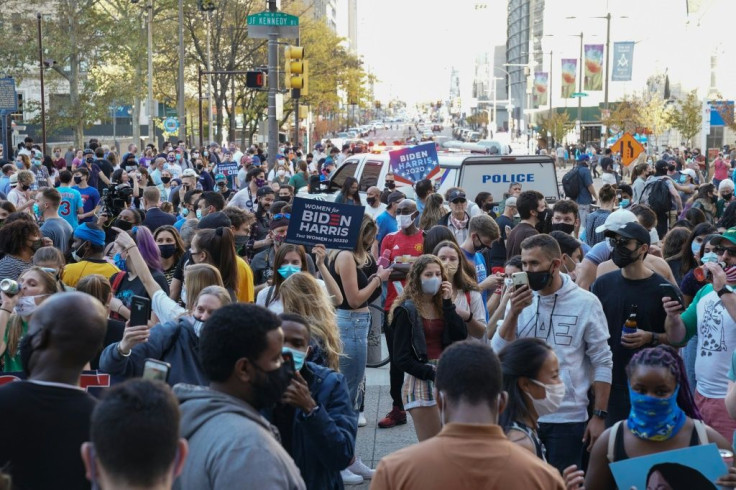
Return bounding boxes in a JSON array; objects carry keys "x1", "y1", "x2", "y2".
[
  {"x1": 217, "y1": 161, "x2": 239, "y2": 177},
  {"x1": 0, "y1": 370, "x2": 117, "y2": 398},
  {"x1": 389, "y1": 142, "x2": 441, "y2": 187},
  {"x1": 610, "y1": 443, "x2": 726, "y2": 490},
  {"x1": 285, "y1": 197, "x2": 364, "y2": 250}
]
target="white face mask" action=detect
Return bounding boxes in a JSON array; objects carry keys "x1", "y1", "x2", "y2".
[
  {"x1": 277, "y1": 169, "x2": 286, "y2": 177},
  {"x1": 14, "y1": 295, "x2": 47, "y2": 317},
  {"x1": 396, "y1": 214, "x2": 413, "y2": 229},
  {"x1": 421, "y1": 276, "x2": 441, "y2": 295},
  {"x1": 180, "y1": 286, "x2": 187, "y2": 305},
  {"x1": 191, "y1": 316, "x2": 203, "y2": 337},
  {"x1": 526, "y1": 379, "x2": 565, "y2": 416}
]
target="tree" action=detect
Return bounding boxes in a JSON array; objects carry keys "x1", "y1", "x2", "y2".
[
  {"x1": 600, "y1": 95, "x2": 643, "y2": 134},
  {"x1": 639, "y1": 95, "x2": 671, "y2": 150},
  {"x1": 539, "y1": 110, "x2": 572, "y2": 146},
  {"x1": 667, "y1": 90, "x2": 702, "y2": 146}
]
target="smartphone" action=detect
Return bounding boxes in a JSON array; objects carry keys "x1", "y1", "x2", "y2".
[
  {"x1": 282, "y1": 350, "x2": 296, "y2": 374},
  {"x1": 129, "y1": 295, "x2": 151, "y2": 326},
  {"x1": 660, "y1": 283, "x2": 683, "y2": 308},
  {"x1": 142, "y1": 358, "x2": 171, "y2": 382},
  {"x1": 511, "y1": 271, "x2": 529, "y2": 290}
]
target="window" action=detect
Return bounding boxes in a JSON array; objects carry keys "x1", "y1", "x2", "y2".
[
  {"x1": 329, "y1": 160, "x2": 358, "y2": 192},
  {"x1": 359, "y1": 160, "x2": 382, "y2": 191}
]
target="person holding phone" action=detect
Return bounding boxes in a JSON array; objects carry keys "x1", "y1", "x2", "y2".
[
  {"x1": 389, "y1": 255, "x2": 467, "y2": 442},
  {"x1": 590, "y1": 221, "x2": 671, "y2": 426}
]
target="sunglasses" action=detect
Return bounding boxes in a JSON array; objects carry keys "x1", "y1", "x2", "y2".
[
  {"x1": 714, "y1": 246, "x2": 736, "y2": 256},
  {"x1": 273, "y1": 213, "x2": 291, "y2": 220},
  {"x1": 217, "y1": 182, "x2": 226, "y2": 187},
  {"x1": 452, "y1": 198, "x2": 467, "y2": 204},
  {"x1": 609, "y1": 236, "x2": 640, "y2": 248}
]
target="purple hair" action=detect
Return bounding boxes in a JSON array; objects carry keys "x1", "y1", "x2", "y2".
[{"x1": 134, "y1": 225, "x2": 162, "y2": 272}]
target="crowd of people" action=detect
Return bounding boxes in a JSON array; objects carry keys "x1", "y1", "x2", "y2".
[{"x1": 2, "y1": 135, "x2": 736, "y2": 489}]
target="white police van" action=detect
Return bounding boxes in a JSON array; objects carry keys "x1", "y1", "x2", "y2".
[{"x1": 297, "y1": 151, "x2": 560, "y2": 204}]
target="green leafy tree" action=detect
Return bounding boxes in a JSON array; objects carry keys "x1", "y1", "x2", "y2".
[
  {"x1": 539, "y1": 110, "x2": 572, "y2": 146},
  {"x1": 667, "y1": 90, "x2": 702, "y2": 146}
]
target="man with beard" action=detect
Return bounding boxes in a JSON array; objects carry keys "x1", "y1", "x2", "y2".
[
  {"x1": 174, "y1": 304, "x2": 305, "y2": 490},
  {"x1": 505, "y1": 190, "x2": 547, "y2": 259},
  {"x1": 250, "y1": 186, "x2": 275, "y2": 256},
  {"x1": 0, "y1": 293, "x2": 107, "y2": 489}
]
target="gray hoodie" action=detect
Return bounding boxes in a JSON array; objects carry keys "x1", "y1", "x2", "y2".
[
  {"x1": 173, "y1": 384, "x2": 305, "y2": 490},
  {"x1": 491, "y1": 273, "x2": 613, "y2": 423}
]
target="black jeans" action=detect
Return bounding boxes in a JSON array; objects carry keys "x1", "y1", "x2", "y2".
[
  {"x1": 538, "y1": 421, "x2": 586, "y2": 474},
  {"x1": 384, "y1": 312, "x2": 405, "y2": 411},
  {"x1": 606, "y1": 384, "x2": 631, "y2": 428}
]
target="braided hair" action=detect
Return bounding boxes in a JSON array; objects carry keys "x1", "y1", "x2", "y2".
[{"x1": 626, "y1": 345, "x2": 702, "y2": 420}]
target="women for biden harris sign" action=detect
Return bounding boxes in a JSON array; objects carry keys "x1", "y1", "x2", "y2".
[{"x1": 285, "y1": 197, "x2": 364, "y2": 250}]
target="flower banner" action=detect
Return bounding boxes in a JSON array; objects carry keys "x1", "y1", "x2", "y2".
[
  {"x1": 561, "y1": 59, "x2": 577, "y2": 98},
  {"x1": 584, "y1": 44, "x2": 604, "y2": 91},
  {"x1": 533, "y1": 72, "x2": 548, "y2": 108}
]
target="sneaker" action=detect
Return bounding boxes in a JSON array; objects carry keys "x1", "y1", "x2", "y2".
[
  {"x1": 340, "y1": 469, "x2": 363, "y2": 486},
  {"x1": 358, "y1": 413, "x2": 367, "y2": 427},
  {"x1": 348, "y1": 458, "x2": 375, "y2": 480},
  {"x1": 377, "y1": 406, "x2": 407, "y2": 428}
]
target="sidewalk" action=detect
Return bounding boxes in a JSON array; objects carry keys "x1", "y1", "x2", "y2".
[{"x1": 352, "y1": 365, "x2": 417, "y2": 489}]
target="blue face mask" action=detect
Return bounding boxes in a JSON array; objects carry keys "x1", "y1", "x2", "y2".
[
  {"x1": 283, "y1": 346, "x2": 307, "y2": 371},
  {"x1": 278, "y1": 264, "x2": 301, "y2": 279},
  {"x1": 620, "y1": 199, "x2": 630, "y2": 208},
  {"x1": 627, "y1": 384, "x2": 685, "y2": 441},
  {"x1": 196, "y1": 209, "x2": 202, "y2": 220},
  {"x1": 691, "y1": 240, "x2": 702, "y2": 257},
  {"x1": 113, "y1": 252, "x2": 127, "y2": 271},
  {"x1": 181, "y1": 207, "x2": 189, "y2": 217}
]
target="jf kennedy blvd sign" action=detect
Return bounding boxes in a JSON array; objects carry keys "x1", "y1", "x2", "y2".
[{"x1": 285, "y1": 197, "x2": 364, "y2": 250}]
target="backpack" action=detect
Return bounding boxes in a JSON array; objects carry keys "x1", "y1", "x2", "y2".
[
  {"x1": 641, "y1": 178, "x2": 671, "y2": 215},
  {"x1": 562, "y1": 166, "x2": 583, "y2": 199}
]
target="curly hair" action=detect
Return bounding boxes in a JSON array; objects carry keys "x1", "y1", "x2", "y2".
[
  {"x1": 0, "y1": 218, "x2": 40, "y2": 256},
  {"x1": 389, "y1": 254, "x2": 447, "y2": 322}
]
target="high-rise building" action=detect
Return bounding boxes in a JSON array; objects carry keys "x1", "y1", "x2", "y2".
[
  {"x1": 312, "y1": 0, "x2": 338, "y2": 32},
  {"x1": 347, "y1": 0, "x2": 358, "y2": 53}
]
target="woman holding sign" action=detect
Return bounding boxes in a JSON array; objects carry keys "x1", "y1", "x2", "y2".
[{"x1": 585, "y1": 345, "x2": 736, "y2": 489}]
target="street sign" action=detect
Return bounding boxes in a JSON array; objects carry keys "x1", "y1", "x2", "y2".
[
  {"x1": 0, "y1": 78, "x2": 18, "y2": 112},
  {"x1": 611, "y1": 132, "x2": 645, "y2": 167},
  {"x1": 571, "y1": 92, "x2": 588, "y2": 98},
  {"x1": 163, "y1": 117, "x2": 180, "y2": 133},
  {"x1": 247, "y1": 11, "x2": 299, "y2": 39}
]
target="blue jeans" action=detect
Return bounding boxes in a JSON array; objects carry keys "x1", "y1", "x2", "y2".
[
  {"x1": 538, "y1": 421, "x2": 586, "y2": 474},
  {"x1": 337, "y1": 309, "x2": 371, "y2": 411}
]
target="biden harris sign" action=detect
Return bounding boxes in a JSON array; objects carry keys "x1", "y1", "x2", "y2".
[
  {"x1": 389, "y1": 142, "x2": 441, "y2": 186},
  {"x1": 286, "y1": 197, "x2": 364, "y2": 250}
]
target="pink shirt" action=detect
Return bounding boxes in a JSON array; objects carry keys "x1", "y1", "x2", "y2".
[{"x1": 714, "y1": 158, "x2": 729, "y2": 180}]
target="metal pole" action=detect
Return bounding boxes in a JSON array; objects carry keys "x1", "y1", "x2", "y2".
[
  {"x1": 267, "y1": 31, "x2": 278, "y2": 168},
  {"x1": 147, "y1": 0, "x2": 154, "y2": 148},
  {"x1": 548, "y1": 50, "x2": 553, "y2": 121},
  {"x1": 577, "y1": 32, "x2": 583, "y2": 141},
  {"x1": 37, "y1": 13, "x2": 47, "y2": 155},
  {"x1": 206, "y1": 10, "x2": 213, "y2": 145},
  {"x1": 177, "y1": 0, "x2": 185, "y2": 142},
  {"x1": 112, "y1": 107, "x2": 117, "y2": 150},
  {"x1": 231, "y1": 74, "x2": 235, "y2": 143},
  {"x1": 198, "y1": 67, "x2": 203, "y2": 149},
  {"x1": 604, "y1": 12, "x2": 611, "y2": 112},
  {"x1": 294, "y1": 91, "x2": 299, "y2": 149}
]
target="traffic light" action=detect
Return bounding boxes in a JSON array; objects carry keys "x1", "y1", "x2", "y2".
[
  {"x1": 285, "y1": 45, "x2": 307, "y2": 95},
  {"x1": 198, "y1": 0, "x2": 217, "y2": 11},
  {"x1": 246, "y1": 70, "x2": 266, "y2": 89}
]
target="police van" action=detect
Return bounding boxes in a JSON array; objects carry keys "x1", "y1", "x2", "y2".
[{"x1": 297, "y1": 150, "x2": 560, "y2": 204}]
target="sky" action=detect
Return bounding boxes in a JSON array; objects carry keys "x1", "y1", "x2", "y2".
[{"x1": 346, "y1": 0, "x2": 736, "y2": 110}]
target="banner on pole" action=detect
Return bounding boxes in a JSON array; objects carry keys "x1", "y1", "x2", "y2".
[
  {"x1": 533, "y1": 72, "x2": 548, "y2": 108},
  {"x1": 584, "y1": 44, "x2": 604, "y2": 91},
  {"x1": 611, "y1": 42, "x2": 634, "y2": 81},
  {"x1": 561, "y1": 59, "x2": 577, "y2": 99}
]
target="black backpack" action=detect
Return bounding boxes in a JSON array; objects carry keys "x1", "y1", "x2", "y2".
[
  {"x1": 562, "y1": 166, "x2": 583, "y2": 199},
  {"x1": 643, "y1": 178, "x2": 671, "y2": 215}
]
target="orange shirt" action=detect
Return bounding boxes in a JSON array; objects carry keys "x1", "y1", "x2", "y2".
[{"x1": 372, "y1": 423, "x2": 565, "y2": 490}]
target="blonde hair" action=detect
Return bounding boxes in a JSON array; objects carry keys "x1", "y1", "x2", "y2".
[
  {"x1": 76, "y1": 274, "x2": 112, "y2": 307},
  {"x1": 279, "y1": 273, "x2": 342, "y2": 371},
  {"x1": 389, "y1": 254, "x2": 447, "y2": 323},
  {"x1": 183, "y1": 263, "x2": 223, "y2": 312},
  {"x1": 6, "y1": 267, "x2": 60, "y2": 358},
  {"x1": 419, "y1": 193, "x2": 447, "y2": 230},
  {"x1": 194, "y1": 285, "x2": 232, "y2": 309}
]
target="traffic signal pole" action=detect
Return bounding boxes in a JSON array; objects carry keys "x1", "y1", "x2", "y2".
[{"x1": 267, "y1": 0, "x2": 278, "y2": 170}]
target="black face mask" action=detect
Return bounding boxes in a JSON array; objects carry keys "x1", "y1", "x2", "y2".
[
  {"x1": 161, "y1": 176, "x2": 171, "y2": 184},
  {"x1": 366, "y1": 197, "x2": 376, "y2": 206},
  {"x1": 483, "y1": 203, "x2": 494, "y2": 212},
  {"x1": 158, "y1": 244, "x2": 176, "y2": 259},
  {"x1": 535, "y1": 209, "x2": 550, "y2": 233},
  {"x1": 472, "y1": 235, "x2": 486, "y2": 252},
  {"x1": 251, "y1": 361, "x2": 294, "y2": 409},
  {"x1": 723, "y1": 193, "x2": 733, "y2": 201},
  {"x1": 527, "y1": 264, "x2": 554, "y2": 291},
  {"x1": 386, "y1": 182, "x2": 395, "y2": 190},
  {"x1": 196, "y1": 164, "x2": 204, "y2": 171},
  {"x1": 19, "y1": 330, "x2": 41, "y2": 376},
  {"x1": 550, "y1": 222, "x2": 575, "y2": 235},
  {"x1": 113, "y1": 219, "x2": 133, "y2": 232},
  {"x1": 73, "y1": 176, "x2": 82, "y2": 185},
  {"x1": 612, "y1": 244, "x2": 640, "y2": 269},
  {"x1": 21, "y1": 184, "x2": 30, "y2": 191}
]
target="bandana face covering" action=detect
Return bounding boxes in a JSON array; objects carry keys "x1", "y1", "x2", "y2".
[{"x1": 627, "y1": 384, "x2": 685, "y2": 441}]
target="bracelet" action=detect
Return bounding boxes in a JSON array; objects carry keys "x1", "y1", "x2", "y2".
[
  {"x1": 124, "y1": 246, "x2": 136, "y2": 253},
  {"x1": 0, "y1": 308, "x2": 11, "y2": 314}
]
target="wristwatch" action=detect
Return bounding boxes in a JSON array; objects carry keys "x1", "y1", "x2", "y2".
[
  {"x1": 649, "y1": 332, "x2": 660, "y2": 347},
  {"x1": 593, "y1": 409, "x2": 608, "y2": 419},
  {"x1": 717, "y1": 287, "x2": 733, "y2": 298}
]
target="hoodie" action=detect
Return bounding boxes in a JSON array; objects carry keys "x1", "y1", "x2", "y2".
[
  {"x1": 174, "y1": 384, "x2": 305, "y2": 490},
  {"x1": 491, "y1": 274, "x2": 612, "y2": 423}
]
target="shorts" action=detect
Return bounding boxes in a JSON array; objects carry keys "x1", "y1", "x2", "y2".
[
  {"x1": 695, "y1": 390, "x2": 736, "y2": 445},
  {"x1": 402, "y1": 359, "x2": 438, "y2": 410}
]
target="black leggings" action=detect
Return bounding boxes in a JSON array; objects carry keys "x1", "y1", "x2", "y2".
[{"x1": 384, "y1": 313, "x2": 405, "y2": 410}]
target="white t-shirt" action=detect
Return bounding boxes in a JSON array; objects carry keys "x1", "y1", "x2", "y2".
[
  {"x1": 601, "y1": 172, "x2": 618, "y2": 186},
  {"x1": 256, "y1": 279, "x2": 327, "y2": 314},
  {"x1": 365, "y1": 202, "x2": 386, "y2": 220},
  {"x1": 453, "y1": 289, "x2": 485, "y2": 324},
  {"x1": 152, "y1": 289, "x2": 186, "y2": 324}
]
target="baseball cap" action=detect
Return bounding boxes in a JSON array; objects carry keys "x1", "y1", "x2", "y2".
[
  {"x1": 387, "y1": 190, "x2": 406, "y2": 205},
  {"x1": 197, "y1": 211, "x2": 231, "y2": 230},
  {"x1": 655, "y1": 160, "x2": 670, "y2": 172},
  {"x1": 448, "y1": 190, "x2": 466, "y2": 203},
  {"x1": 182, "y1": 168, "x2": 197, "y2": 178},
  {"x1": 83, "y1": 149, "x2": 94, "y2": 156},
  {"x1": 577, "y1": 154, "x2": 590, "y2": 162},
  {"x1": 215, "y1": 173, "x2": 227, "y2": 183},
  {"x1": 603, "y1": 221, "x2": 650, "y2": 245},
  {"x1": 251, "y1": 156, "x2": 261, "y2": 166},
  {"x1": 711, "y1": 228, "x2": 736, "y2": 248},
  {"x1": 681, "y1": 168, "x2": 697, "y2": 180},
  {"x1": 256, "y1": 186, "x2": 274, "y2": 198},
  {"x1": 505, "y1": 196, "x2": 517, "y2": 208},
  {"x1": 9, "y1": 174, "x2": 17, "y2": 186},
  {"x1": 595, "y1": 209, "x2": 637, "y2": 234}
]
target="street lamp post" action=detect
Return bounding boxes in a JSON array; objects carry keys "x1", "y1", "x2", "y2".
[
  {"x1": 36, "y1": 13, "x2": 47, "y2": 155},
  {"x1": 577, "y1": 32, "x2": 583, "y2": 134},
  {"x1": 177, "y1": 0, "x2": 185, "y2": 142},
  {"x1": 147, "y1": 0, "x2": 154, "y2": 148}
]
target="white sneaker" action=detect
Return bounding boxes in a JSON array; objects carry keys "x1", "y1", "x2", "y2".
[
  {"x1": 340, "y1": 469, "x2": 364, "y2": 485},
  {"x1": 348, "y1": 458, "x2": 375, "y2": 480},
  {"x1": 358, "y1": 413, "x2": 367, "y2": 427}
]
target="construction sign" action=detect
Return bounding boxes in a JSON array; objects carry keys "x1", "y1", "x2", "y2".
[{"x1": 611, "y1": 132, "x2": 645, "y2": 166}]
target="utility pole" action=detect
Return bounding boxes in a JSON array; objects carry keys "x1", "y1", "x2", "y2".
[
  {"x1": 548, "y1": 50, "x2": 553, "y2": 121},
  {"x1": 604, "y1": 12, "x2": 611, "y2": 112},
  {"x1": 36, "y1": 13, "x2": 47, "y2": 155},
  {"x1": 267, "y1": 0, "x2": 278, "y2": 169},
  {"x1": 577, "y1": 32, "x2": 583, "y2": 141},
  {"x1": 178, "y1": 0, "x2": 185, "y2": 142},
  {"x1": 206, "y1": 10, "x2": 213, "y2": 145},
  {"x1": 147, "y1": 0, "x2": 154, "y2": 148}
]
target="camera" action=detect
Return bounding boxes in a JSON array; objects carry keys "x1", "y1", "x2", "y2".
[{"x1": 102, "y1": 183, "x2": 134, "y2": 216}]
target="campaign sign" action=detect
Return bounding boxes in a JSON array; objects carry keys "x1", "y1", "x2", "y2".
[
  {"x1": 285, "y1": 197, "x2": 363, "y2": 250},
  {"x1": 609, "y1": 443, "x2": 727, "y2": 490},
  {"x1": 218, "y1": 161, "x2": 239, "y2": 177},
  {"x1": 0, "y1": 370, "x2": 119, "y2": 398},
  {"x1": 389, "y1": 142, "x2": 441, "y2": 186}
]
